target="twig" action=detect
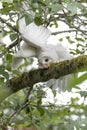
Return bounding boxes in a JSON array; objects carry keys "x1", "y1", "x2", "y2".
[
  {"x1": 59, "y1": 18, "x2": 87, "y2": 36},
  {"x1": 51, "y1": 29, "x2": 77, "y2": 35},
  {"x1": 9, "y1": 86, "x2": 33, "y2": 124},
  {"x1": 0, "y1": 17, "x2": 18, "y2": 33},
  {"x1": 0, "y1": 37, "x2": 22, "y2": 57}
]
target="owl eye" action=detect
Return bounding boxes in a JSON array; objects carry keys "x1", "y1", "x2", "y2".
[{"x1": 45, "y1": 58, "x2": 49, "y2": 62}]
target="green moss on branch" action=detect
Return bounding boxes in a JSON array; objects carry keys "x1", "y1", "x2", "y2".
[
  {"x1": 6, "y1": 55, "x2": 87, "y2": 93},
  {"x1": 0, "y1": 55, "x2": 86, "y2": 103}
]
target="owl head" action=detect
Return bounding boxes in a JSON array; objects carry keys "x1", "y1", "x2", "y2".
[
  {"x1": 38, "y1": 56, "x2": 53, "y2": 68},
  {"x1": 38, "y1": 47, "x2": 59, "y2": 68}
]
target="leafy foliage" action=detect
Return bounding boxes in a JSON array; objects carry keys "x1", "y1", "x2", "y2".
[{"x1": 0, "y1": 0, "x2": 87, "y2": 130}]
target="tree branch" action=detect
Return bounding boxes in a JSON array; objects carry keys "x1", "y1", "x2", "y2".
[
  {"x1": 0, "y1": 55, "x2": 86, "y2": 103},
  {"x1": 9, "y1": 86, "x2": 33, "y2": 124},
  {"x1": 0, "y1": 37, "x2": 22, "y2": 57},
  {"x1": 52, "y1": 30, "x2": 77, "y2": 35},
  {"x1": 0, "y1": 17, "x2": 18, "y2": 33}
]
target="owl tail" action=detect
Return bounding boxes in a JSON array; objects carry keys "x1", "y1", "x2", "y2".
[
  {"x1": 46, "y1": 74, "x2": 74, "y2": 91},
  {"x1": 57, "y1": 74, "x2": 74, "y2": 91}
]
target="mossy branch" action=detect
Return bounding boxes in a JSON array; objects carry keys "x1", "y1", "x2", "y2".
[
  {"x1": 6, "y1": 55, "x2": 87, "y2": 91},
  {"x1": 1, "y1": 55, "x2": 87, "y2": 103}
]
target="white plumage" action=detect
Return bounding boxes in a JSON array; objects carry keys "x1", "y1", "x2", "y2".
[
  {"x1": 12, "y1": 17, "x2": 72, "y2": 69},
  {"x1": 12, "y1": 3, "x2": 73, "y2": 90}
]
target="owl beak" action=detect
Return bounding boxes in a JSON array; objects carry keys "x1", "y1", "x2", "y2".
[{"x1": 43, "y1": 64, "x2": 50, "y2": 68}]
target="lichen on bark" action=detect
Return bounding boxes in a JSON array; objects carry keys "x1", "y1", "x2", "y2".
[
  {"x1": 6, "y1": 55, "x2": 87, "y2": 93},
  {"x1": 0, "y1": 55, "x2": 86, "y2": 103}
]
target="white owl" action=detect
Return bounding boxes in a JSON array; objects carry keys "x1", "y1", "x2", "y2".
[
  {"x1": 12, "y1": 3, "x2": 73, "y2": 90},
  {"x1": 12, "y1": 18, "x2": 72, "y2": 69}
]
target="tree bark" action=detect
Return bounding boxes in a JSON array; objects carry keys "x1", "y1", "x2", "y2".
[
  {"x1": 1, "y1": 55, "x2": 87, "y2": 102},
  {"x1": 6, "y1": 55, "x2": 87, "y2": 91}
]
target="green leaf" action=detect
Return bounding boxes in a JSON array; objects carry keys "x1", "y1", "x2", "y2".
[
  {"x1": 1, "y1": 2, "x2": 14, "y2": 14},
  {"x1": 76, "y1": 2, "x2": 86, "y2": 10},
  {"x1": 6, "y1": 53, "x2": 12, "y2": 63},
  {"x1": 75, "y1": 48, "x2": 84, "y2": 54},
  {"x1": 0, "y1": 45, "x2": 5, "y2": 51},
  {"x1": 54, "y1": 20, "x2": 58, "y2": 28},
  {"x1": 66, "y1": 123, "x2": 74, "y2": 130},
  {"x1": 70, "y1": 73, "x2": 87, "y2": 87},
  {"x1": 37, "y1": 108, "x2": 45, "y2": 116},
  {"x1": 67, "y1": 2, "x2": 86, "y2": 16},
  {"x1": 80, "y1": 91, "x2": 87, "y2": 97},
  {"x1": 75, "y1": 37, "x2": 84, "y2": 42},
  {"x1": 24, "y1": 13, "x2": 33, "y2": 26},
  {"x1": 0, "y1": 77, "x2": 4, "y2": 86},
  {"x1": 1, "y1": 0, "x2": 13, "y2": 3},
  {"x1": 10, "y1": 33, "x2": 18, "y2": 41},
  {"x1": 34, "y1": 16, "x2": 43, "y2": 26},
  {"x1": 0, "y1": 66, "x2": 9, "y2": 80},
  {"x1": 59, "y1": 38, "x2": 63, "y2": 42},
  {"x1": 32, "y1": 3, "x2": 39, "y2": 9},
  {"x1": 67, "y1": 2, "x2": 77, "y2": 16},
  {"x1": 50, "y1": 3, "x2": 63, "y2": 13},
  {"x1": 66, "y1": 36, "x2": 74, "y2": 44},
  {"x1": 2, "y1": 30, "x2": 7, "y2": 37}
]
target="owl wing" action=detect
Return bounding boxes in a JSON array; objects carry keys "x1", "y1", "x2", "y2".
[
  {"x1": 19, "y1": 17, "x2": 51, "y2": 48},
  {"x1": 12, "y1": 43, "x2": 37, "y2": 70},
  {"x1": 19, "y1": 2, "x2": 51, "y2": 48},
  {"x1": 12, "y1": 17, "x2": 51, "y2": 70}
]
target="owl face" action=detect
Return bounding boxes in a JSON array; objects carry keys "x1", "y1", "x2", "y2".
[
  {"x1": 37, "y1": 46, "x2": 59, "y2": 68},
  {"x1": 38, "y1": 56, "x2": 53, "y2": 68}
]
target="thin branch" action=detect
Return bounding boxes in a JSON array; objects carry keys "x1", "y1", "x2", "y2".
[
  {"x1": 59, "y1": 19, "x2": 87, "y2": 36},
  {"x1": 0, "y1": 17, "x2": 18, "y2": 33},
  {"x1": 9, "y1": 86, "x2": 33, "y2": 124},
  {"x1": 48, "y1": 10, "x2": 87, "y2": 36},
  {"x1": 0, "y1": 37, "x2": 22, "y2": 57},
  {"x1": 51, "y1": 29, "x2": 77, "y2": 35}
]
